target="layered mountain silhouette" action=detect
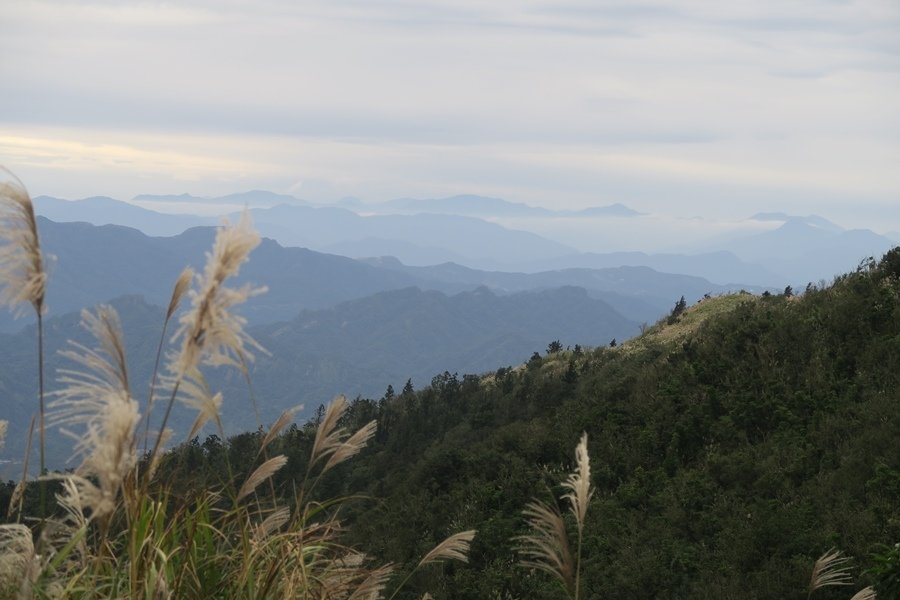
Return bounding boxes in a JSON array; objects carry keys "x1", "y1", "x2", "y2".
[
  {"x1": 716, "y1": 216, "x2": 896, "y2": 283},
  {"x1": 2, "y1": 219, "x2": 745, "y2": 333},
  {"x1": 1, "y1": 286, "x2": 638, "y2": 469}
]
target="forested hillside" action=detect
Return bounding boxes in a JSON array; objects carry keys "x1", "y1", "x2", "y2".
[{"x1": 154, "y1": 249, "x2": 900, "y2": 598}]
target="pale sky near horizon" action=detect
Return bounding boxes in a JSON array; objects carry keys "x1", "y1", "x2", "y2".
[{"x1": 1, "y1": 0, "x2": 899, "y2": 231}]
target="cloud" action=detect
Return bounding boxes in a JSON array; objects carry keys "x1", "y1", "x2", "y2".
[{"x1": 0, "y1": 0, "x2": 897, "y2": 225}]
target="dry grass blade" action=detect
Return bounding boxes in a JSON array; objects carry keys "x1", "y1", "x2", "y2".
[
  {"x1": 809, "y1": 548, "x2": 853, "y2": 594},
  {"x1": 0, "y1": 420, "x2": 6, "y2": 452},
  {"x1": 260, "y1": 405, "x2": 302, "y2": 455},
  {"x1": 323, "y1": 420, "x2": 377, "y2": 473},
  {"x1": 0, "y1": 169, "x2": 46, "y2": 315},
  {"x1": 562, "y1": 432, "x2": 592, "y2": 533},
  {"x1": 849, "y1": 586, "x2": 876, "y2": 600},
  {"x1": 516, "y1": 500, "x2": 574, "y2": 595},
  {"x1": 238, "y1": 455, "x2": 288, "y2": 501},
  {"x1": 418, "y1": 530, "x2": 476, "y2": 567}
]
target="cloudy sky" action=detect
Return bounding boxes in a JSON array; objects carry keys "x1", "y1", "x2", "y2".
[{"x1": 1, "y1": 0, "x2": 898, "y2": 230}]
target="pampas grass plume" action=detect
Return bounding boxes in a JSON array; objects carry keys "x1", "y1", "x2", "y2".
[
  {"x1": 259, "y1": 405, "x2": 301, "y2": 455},
  {"x1": 170, "y1": 211, "x2": 266, "y2": 377},
  {"x1": 237, "y1": 454, "x2": 288, "y2": 502},
  {"x1": 517, "y1": 500, "x2": 574, "y2": 593},
  {"x1": 562, "y1": 432, "x2": 592, "y2": 533},
  {"x1": 849, "y1": 586, "x2": 876, "y2": 600},
  {"x1": 808, "y1": 548, "x2": 853, "y2": 596},
  {"x1": 50, "y1": 305, "x2": 139, "y2": 520},
  {"x1": 0, "y1": 168, "x2": 45, "y2": 316},
  {"x1": 418, "y1": 530, "x2": 476, "y2": 567}
]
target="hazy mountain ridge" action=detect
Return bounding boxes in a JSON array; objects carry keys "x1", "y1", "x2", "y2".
[
  {"x1": 243, "y1": 204, "x2": 577, "y2": 267},
  {"x1": 716, "y1": 217, "x2": 895, "y2": 283},
  {"x1": 31, "y1": 191, "x2": 894, "y2": 289},
  {"x1": 357, "y1": 257, "x2": 757, "y2": 320},
  {"x1": 372, "y1": 194, "x2": 643, "y2": 218},
  {"x1": 34, "y1": 195, "x2": 215, "y2": 236},
  {"x1": 3, "y1": 218, "x2": 738, "y2": 333},
  {"x1": 0, "y1": 218, "x2": 428, "y2": 333},
  {"x1": 0, "y1": 285, "x2": 638, "y2": 469}
]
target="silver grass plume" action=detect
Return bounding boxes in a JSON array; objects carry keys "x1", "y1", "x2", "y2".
[
  {"x1": 0, "y1": 169, "x2": 46, "y2": 316},
  {"x1": 252, "y1": 506, "x2": 291, "y2": 543},
  {"x1": 166, "y1": 266, "x2": 193, "y2": 320},
  {"x1": 310, "y1": 395, "x2": 349, "y2": 467},
  {"x1": 175, "y1": 368, "x2": 223, "y2": 440},
  {"x1": 49, "y1": 305, "x2": 139, "y2": 520},
  {"x1": 169, "y1": 211, "x2": 266, "y2": 378},
  {"x1": 310, "y1": 395, "x2": 377, "y2": 475},
  {"x1": 850, "y1": 587, "x2": 877, "y2": 600},
  {"x1": 517, "y1": 500, "x2": 574, "y2": 595},
  {"x1": 52, "y1": 477, "x2": 89, "y2": 561},
  {"x1": 259, "y1": 405, "x2": 302, "y2": 455},
  {"x1": 345, "y1": 564, "x2": 394, "y2": 600},
  {"x1": 517, "y1": 433, "x2": 593, "y2": 598},
  {"x1": 0, "y1": 420, "x2": 6, "y2": 452},
  {"x1": 808, "y1": 548, "x2": 854, "y2": 595},
  {"x1": 418, "y1": 530, "x2": 476, "y2": 567},
  {"x1": 0, "y1": 524, "x2": 38, "y2": 599},
  {"x1": 324, "y1": 420, "x2": 377, "y2": 473},
  {"x1": 237, "y1": 455, "x2": 288, "y2": 501},
  {"x1": 562, "y1": 433, "x2": 593, "y2": 534}
]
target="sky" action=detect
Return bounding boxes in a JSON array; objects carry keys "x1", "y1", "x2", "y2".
[{"x1": 1, "y1": 0, "x2": 899, "y2": 231}]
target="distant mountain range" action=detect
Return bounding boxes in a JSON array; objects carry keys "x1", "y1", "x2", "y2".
[
  {"x1": 365, "y1": 194, "x2": 643, "y2": 218},
  {"x1": 2, "y1": 219, "x2": 744, "y2": 333},
  {"x1": 35, "y1": 195, "x2": 214, "y2": 236},
  {"x1": 523, "y1": 250, "x2": 784, "y2": 287},
  {"x1": 715, "y1": 216, "x2": 896, "y2": 284},
  {"x1": 134, "y1": 190, "x2": 309, "y2": 208},
  {"x1": 0, "y1": 218, "x2": 418, "y2": 332},
  {"x1": 35, "y1": 195, "x2": 579, "y2": 268},
  {"x1": 359, "y1": 257, "x2": 748, "y2": 323},
  {"x1": 31, "y1": 193, "x2": 897, "y2": 290},
  {"x1": 243, "y1": 204, "x2": 576, "y2": 267},
  {"x1": 1, "y1": 285, "x2": 639, "y2": 470}
]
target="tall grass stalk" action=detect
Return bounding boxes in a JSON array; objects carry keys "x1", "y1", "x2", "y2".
[
  {"x1": 0, "y1": 169, "x2": 48, "y2": 518},
  {"x1": 517, "y1": 433, "x2": 593, "y2": 600}
]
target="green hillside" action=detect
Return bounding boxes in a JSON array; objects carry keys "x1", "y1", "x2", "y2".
[{"x1": 147, "y1": 249, "x2": 900, "y2": 598}]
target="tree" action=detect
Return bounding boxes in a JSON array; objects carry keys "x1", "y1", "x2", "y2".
[
  {"x1": 667, "y1": 296, "x2": 687, "y2": 324},
  {"x1": 547, "y1": 340, "x2": 563, "y2": 354},
  {"x1": 783, "y1": 285, "x2": 793, "y2": 298}
]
